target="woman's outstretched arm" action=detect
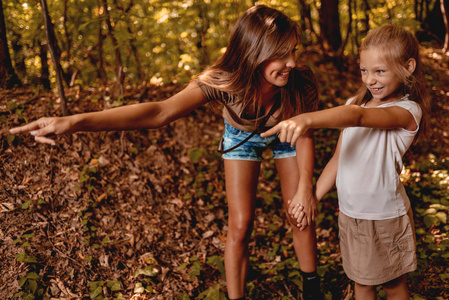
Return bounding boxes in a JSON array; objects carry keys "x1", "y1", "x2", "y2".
[{"x1": 9, "y1": 82, "x2": 207, "y2": 145}]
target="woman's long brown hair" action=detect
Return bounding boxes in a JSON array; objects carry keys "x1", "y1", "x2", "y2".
[{"x1": 196, "y1": 5, "x2": 319, "y2": 119}]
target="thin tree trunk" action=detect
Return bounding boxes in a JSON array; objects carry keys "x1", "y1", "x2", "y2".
[
  {"x1": 0, "y1": 0, "x2": 22, "y2": 88},
  {"x1": 40, "y1": 0, "x2": 68, "y2": 116},
  {"x1": 441, "y1": 0, "x2": 449, "y2": 51},
  {"x1": 97, "y1": 0, "x2": 107, "y2": 83},
  {"x1": 297, "y1": 0, "x2": 318, "y2": 43},
  {"x1": 101, "y1": 0, "x2": 124, "y2": 98},
  {"x1": 337, "y1": 0, "x2": 353, "y2": 57},
  {"x1": 39, "y1": 42, "x2": 51, "y2": 90}
]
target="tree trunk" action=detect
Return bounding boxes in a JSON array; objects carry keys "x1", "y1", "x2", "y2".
[
  {"x1": 41, "y1": 0, "x2": 68, "y2": 116},
  {"x1": 97, "y1": 0, "x2": 107, "y2": 83},
  {"x1": 297, "y1": 0, "x2": 318, "y2": 43},
  {"x1": 101, "y1": 0, "x2": 125, "y2": 98},
  {"x1": 319, "y1": 0, "x2": 342, "y2": 52},
  {"x1": 0, "y1": 0, "x2": 22, "y2": 89},
  {"x1": 338, "y1": 0, "x2": 353, "y2": 58},
  {"x1": 422, "y1": 0, "x2": 447, "y2": 45},
  {"x1": 194, "y1": 0, "x2": 210, "y2": 68},
  {"x1": 441, "y1": 0, "x2": 449, "y2": 51},
  {"x1": 39, "y1": 42, "x2": 51, "y2": 90}
]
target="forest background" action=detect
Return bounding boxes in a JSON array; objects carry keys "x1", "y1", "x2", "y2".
[{"x1": 1, "y1": 0, "x2": 449, "y2": 299}]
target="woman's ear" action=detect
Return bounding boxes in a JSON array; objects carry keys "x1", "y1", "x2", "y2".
[{"x1": 406, "y1": 58, "x2": 416, "y2": 74}]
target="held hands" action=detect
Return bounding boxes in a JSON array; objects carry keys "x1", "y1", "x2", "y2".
[
  {"x1": 288, "y1": 191, "x2": 317, "y2": 231},
  {"x1": 9, "y1": 117, "x2": 72, "y2": 145},
  {"x1": 260, "y1": 115, "x2": 308, "y2": 147}
]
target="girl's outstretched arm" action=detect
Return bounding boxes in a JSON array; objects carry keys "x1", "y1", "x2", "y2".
[
  {"x1": 9, "y1": 82, "x2": 208, "y2": 145},
  {"x1": 261, "y1": 104, "x2": 417, "y2": 146}
]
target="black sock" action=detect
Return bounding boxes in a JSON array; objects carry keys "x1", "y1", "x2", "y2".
[{"x1": 301, "y1": 271, "x2": 323, "y2": 299}]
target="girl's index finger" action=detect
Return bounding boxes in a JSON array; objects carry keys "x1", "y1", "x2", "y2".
[{"x1": 260, "y1": 123, "x2": 281, "y2": 137}]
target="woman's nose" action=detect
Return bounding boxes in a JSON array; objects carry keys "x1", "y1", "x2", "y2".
[{"x1": 286, "y1": 54, "x2": 296, "y2": 68}]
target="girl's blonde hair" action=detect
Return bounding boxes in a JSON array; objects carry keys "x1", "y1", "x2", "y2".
[
  {"x1": 351, "y1": 24, "x2": 430, "y2": 140},
  {"x1": 196, "y1": 5, "x2": 319, "y2": 119}
]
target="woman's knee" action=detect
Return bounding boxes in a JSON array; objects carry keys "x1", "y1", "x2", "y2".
[{"x1": 227, "y1": 217, "x2": 254, "y2": 242}]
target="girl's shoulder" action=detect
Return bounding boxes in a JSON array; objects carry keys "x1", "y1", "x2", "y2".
[{"x1": 388, "y1": 95, "x2": 423, "y2": 119}]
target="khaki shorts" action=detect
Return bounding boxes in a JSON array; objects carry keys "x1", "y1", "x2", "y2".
[{"x1": 338, "y1": 209, "x2": 417, "y2": 285}]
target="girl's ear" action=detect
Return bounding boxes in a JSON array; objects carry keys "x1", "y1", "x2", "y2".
[{"x1": 406, "y1": 58, "x2": 416, "y2": 74}]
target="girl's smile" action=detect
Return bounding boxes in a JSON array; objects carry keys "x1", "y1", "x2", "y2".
[{"x1": 360, "y1": 47, "x2": 403, "y2": 104}]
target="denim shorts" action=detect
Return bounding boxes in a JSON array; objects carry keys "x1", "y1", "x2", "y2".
[{"x1": 222, "y1": 120, "x2": 296, "y2": 161}]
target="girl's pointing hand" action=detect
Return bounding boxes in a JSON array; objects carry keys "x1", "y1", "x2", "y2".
[{"x1": 260, "y1": 117, "x2": 308, "y2": 147}]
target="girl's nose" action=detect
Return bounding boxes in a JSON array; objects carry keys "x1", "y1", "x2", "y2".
[{"x1": 366, "y1": 74, "x2": 376, "y2": 85}]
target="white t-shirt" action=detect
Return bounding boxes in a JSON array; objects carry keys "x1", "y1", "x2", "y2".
[{"x1": 336, "y1": 96, "x2": 422, "y2": 220}]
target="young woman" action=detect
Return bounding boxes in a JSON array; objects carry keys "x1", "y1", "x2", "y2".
[
  {"x1": 10, "y1": 5, "x2": 323, "y2": 300},
  {"x1": 262, "y1": 24, "x2": 430, "y2": 299}
]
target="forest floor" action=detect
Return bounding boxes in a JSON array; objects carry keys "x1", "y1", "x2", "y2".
[{"x1": 1, "y1": 47, "x2": 449, "y2": 300}]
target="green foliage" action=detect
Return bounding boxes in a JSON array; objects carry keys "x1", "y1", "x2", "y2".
[
  {"x1": 13, "y1": 231, "x2": 46, "y2": 300},
  {"x1": 88, "y1": 280, "x2": 125, "y2": 300},
  {"x1": 3, "y1": 0, "x2": 429, "y2": 88}
]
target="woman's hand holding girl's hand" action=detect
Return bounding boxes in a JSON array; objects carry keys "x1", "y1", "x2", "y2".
[
  {"x1": 288, "y1": 191, "x2": 317, "y2": 231},
  {"x1": 9, "y1": 117, "x2": 72, "y2": 145},
  {"x1": 260, "y1": 115, "x2": 308, "y2": 147}
]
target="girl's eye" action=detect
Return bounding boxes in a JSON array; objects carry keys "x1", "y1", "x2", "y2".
[{"x1": 377, "y1": 70, "x2": 385, "y2": 74}]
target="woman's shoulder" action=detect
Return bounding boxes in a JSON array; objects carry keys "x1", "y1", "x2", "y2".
[{"x1": 194, "y1": 79, "x2": 235, "y2": 104}]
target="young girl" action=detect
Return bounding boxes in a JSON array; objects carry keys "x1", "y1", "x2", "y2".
[
  {"x1": 262, "y1": 24, "x2": 430, "y2": 298},
  {"x1": 10, "y1": 5, "x2": 323, "y2": 299}
]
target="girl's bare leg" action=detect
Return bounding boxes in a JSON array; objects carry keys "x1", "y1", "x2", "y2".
[
  {"x1": 383, "y1": 275, "x2": 410, "y2": 300},
  {"x1": 354, "y1": 282, "x2": 376, "y2": 300},
  {"x1": 224, "y1": 159, "x2": 260, "y2": 299}
]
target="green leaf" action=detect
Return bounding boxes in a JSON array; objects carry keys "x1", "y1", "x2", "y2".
[
  {"x1": 106, "y1": 280, "x2": 121, "y2": 291},
  {"x1": 133, "y1": 283, "x2": 145, "y2": 293},
  {"x1": 207, "y1": 256, "x2": 226, "y2": 281},
  {"x1": 423, "y1": 215, "x2": 440, "y2": 227},
  {"x1": 27, "y1": 279, "x2": 38, "y2": 293},
  {"x1": 18, "y1": 276, "x2": 28, "y2": 287},
  {"x1": 189, "y1": 148, "x2": 203, "y2": 163},
  {"x1": 26, "y1": 272, "x2": 40, "y2": 280},
  {"x1": 89, "y1": 286, "x2": 102, "y2": 299},
  {"x1": 21, "y1": 201, "x2": 32, "y2": 210},
  {"x1": 21, "y1": 241, "x2": 31, "y2": 248},
  {"x1": 134, "y1": 266, "x2": 159, "y2": 278},
  {"x1": 7, "y1": 134, "x2": 16, "y2": 143},
  {"x1": 435, "y1": 212, "x2": 447, "y2": 224}
]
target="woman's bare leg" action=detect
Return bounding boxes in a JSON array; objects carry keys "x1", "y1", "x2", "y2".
[
  {"x1": 224, "y1": 159, "x2": 260, "y2": 299},
  {"x1": 275, "y1": 157, "x2": 317, "y2": 272}
]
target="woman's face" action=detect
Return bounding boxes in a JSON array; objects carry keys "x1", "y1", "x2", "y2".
[{"x1": 261, "y1": 43, "x2": 298, "y2": 93}]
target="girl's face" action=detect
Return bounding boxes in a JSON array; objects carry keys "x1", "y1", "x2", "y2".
[
  {"x1": 261, "y1": 44, "x2": 298, "y2": 93},
  {"x1": 360, "y1": 47, "x2": 403, "y2": 103}
]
